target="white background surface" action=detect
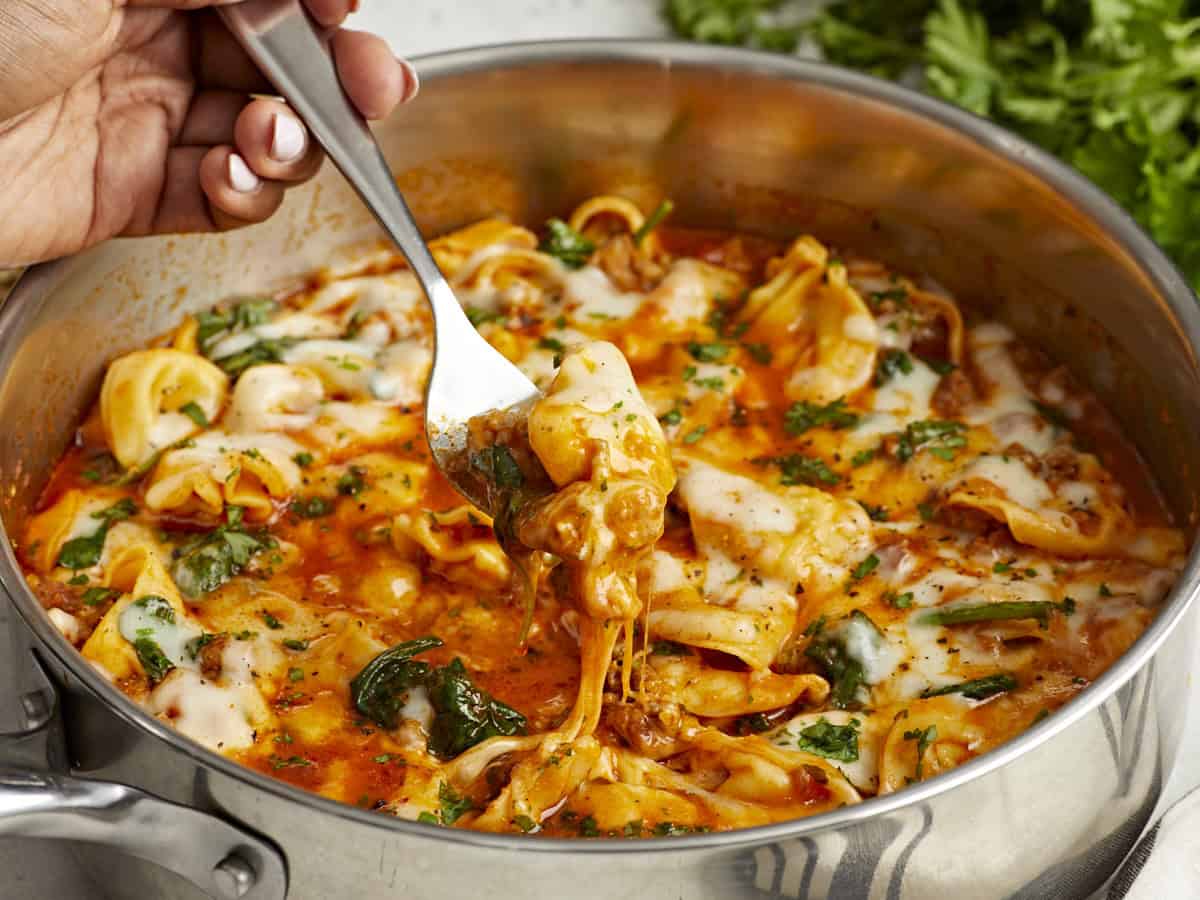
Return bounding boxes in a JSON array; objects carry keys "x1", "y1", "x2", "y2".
[{"x1": 2, "y1": 1, "x2": 1197, "y2": 897}]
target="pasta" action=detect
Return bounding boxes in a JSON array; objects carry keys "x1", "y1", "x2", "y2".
[{"x1": 18, "y1": 197, "x2": 1185, "y2": 838}]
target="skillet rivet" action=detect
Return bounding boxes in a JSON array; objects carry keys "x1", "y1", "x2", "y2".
[{"x1": 213, "y1": 853, "x2": 256, "y2": 898}]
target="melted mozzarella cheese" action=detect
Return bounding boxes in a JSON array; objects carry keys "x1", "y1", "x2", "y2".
[
  {"x1": 676, "y1": 459, "x2": 797, "y2": 533},
  {"x1": 562, "y1": 267, "x2": 642, "y2": 320},
  {"x1": 118, "y1": 596, "x2": 203, "y2": 669},
  {"x1": 146, "y1": 669, "x2": 259, "y2": 751},
  {"x1": 48, "y1": 608, "x2": 82, "y2": 643},
  {"x1": 769, "y1": 710, "x2": 881, "y2": 793},
  {"x1": 950, "y1": 455, "x2": 1052, "y2": 509}
]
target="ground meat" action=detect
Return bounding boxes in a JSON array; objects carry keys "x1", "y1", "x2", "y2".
[
  {"x1": 603, "y1": 701, "x2": 689, "y2": 760},
  {"x1": 198, "y1": 635, "x2": 229, "y2": 679},
  {"x1": 30, "y1": 578, "x2": 107, "y2": 638},
  {"x1": 1043, "y1": 445, "x2": 1081, "y2": 482},
  {"x1": 909, "y1": 315, "x2": 950, "y2": 361},
  {"x1": 999, "y1": 442, "x2": 1041, "y2": 472},
  {"x1": 590, "y1": 234, "x2": 665, "y2": 293},
  {"x1": 932, "y1": 369, "x2": 976, "y2": 419}
]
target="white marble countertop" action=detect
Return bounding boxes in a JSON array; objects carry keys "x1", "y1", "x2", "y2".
[{"x1": 2, "y1": 2, "x2": 1197, "y2": 897}]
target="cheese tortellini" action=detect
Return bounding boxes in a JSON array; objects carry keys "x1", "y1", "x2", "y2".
[{"x1": 101, "y1": 349, "x2": 229, "y2": 469}]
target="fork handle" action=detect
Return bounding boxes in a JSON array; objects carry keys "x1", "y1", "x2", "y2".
[{"x1": 218, "y1": 1, "x2": 463, "y2": 324}]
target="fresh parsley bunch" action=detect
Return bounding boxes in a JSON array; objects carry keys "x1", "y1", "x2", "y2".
[{"x1": 664, "y1": 0, "x2": 1200, "y2": 293}]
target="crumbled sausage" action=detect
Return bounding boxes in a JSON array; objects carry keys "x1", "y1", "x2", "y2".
[{"x1": 932, "y1": 369, "x2": 976, "y2": 419}]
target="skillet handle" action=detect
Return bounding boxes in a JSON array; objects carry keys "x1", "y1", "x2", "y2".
[
  {"x1": 0, "y1": 635, "x2": 288, "y2": 900},
  {"x1": 0, "y1": 768, "x2": 288, "y2": 900}
]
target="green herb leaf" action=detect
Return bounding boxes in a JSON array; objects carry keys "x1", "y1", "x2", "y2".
[
  {"x1": 133, "y1": 636, "x2": 174, "y2": 684},
  {"x1": 784, "y1": 398, "x2": 859, "y2": 435},
  {"x1": 918, "y1": 600, "x2": 1061, "y2": 629},
  {"x1": 759, "y1": 453, "x2": 841, "y2": 486},
  {"x1": 57, "y1": 498, "x2": 137, "y2": 570},
  {"x1": 904, "y1": 723, "x2": 938, "y2": 780},
  {"x1": 686, "y1": 341, "x2": 730, "y2": 362},
  {"x1": 539, "y1": 219, "x2": 596, "y2": 269},
  {"x1": 792, "y1": 717, "x2": 861, "y2": 762},
  {"x1": 465, "y1": 306, "x2": 505, "y2": 327},
  {"x1": 633, "y1": 199, "x2": 675, "y2": 245},
  {"x1": 921, "y1": 673, "x2": 1017, "y2": 701},
  {"x1": 337, "y1": 465, "x2": 367, "y2": 497},
  {"x1": 470, "y1": 445, "x2": 525, "y2": 490},
  {"x1": 179, "y1": 402, "x2": 209, "y2": 428},
  {"x1": 426, "y1": 658, "x2": 527, "y2": 759},
  {"x1": 350, "y1": 636, "x2": 444, "y2": 730},
  {"x1": 875, "y1": 349, "x2": 914, "y2": 386},
  {"x1": 681, "y1": 425, "x2": 708, "y2": 445},
  {"x1": 170, "y1": 522, "x2": 272, "y2": 597},
  {"x1": 895, "y1": 419, "x2": 967, "y2": 463},
  {"x1": 291, "y1": 496, "x2": 332, "y2": 519}
]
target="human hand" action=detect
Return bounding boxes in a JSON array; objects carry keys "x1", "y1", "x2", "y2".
[{"x1": 0, "y1": 0, "x2": 417, "y2": 266}]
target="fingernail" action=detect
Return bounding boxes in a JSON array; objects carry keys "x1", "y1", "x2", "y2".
[
  {"x1": 227, "y1": 153, "x2": 260, "y2": 193},
  {"x1": 399, "y1": 59, "x2": 420, "y2": 103},
  {"x1": 270, "y1": 112, "x2": 306, "y2": 163}
]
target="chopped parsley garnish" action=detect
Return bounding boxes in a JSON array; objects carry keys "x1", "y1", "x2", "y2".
[
  {"x1": 336, "y1": 465, "x2": 368, "y2": 497},
  {"x1": 792, "y1": 717, "x2": 861, "y2": 762},
  {"x1": 888, "y1": 591, "x2": 915, "y2": 609},
  {"x1": 179, "y1": 402, "x2": 209, "y2": 427},
  {"x1": 742, "y1": 342, "x2": 773, "y2": 364},
  {"x1": 1034, "y1": 400, "x2": 1071, "y2": 429},
  {"x1": 875, "y1": 349, "x2": 914, "y2": 386},
  {"x1": 917, "y1": 502, "x2": 937, "y2": 522},
  {"x1": 538, "y1": 219, "x2": 595, "y2": 269},
  {"x1": 82, "y1": 587, "x2": 120, "y2": 607},
  {"x1": 512, "y1": 814, "x2": 538, "y2": 833},
  {"x1": 993, "y1": 562, "x2": 1012, "y2": 574},
  {"x1": 57, "y1": 498, "x2": 137, "y2": 570},
  {"x1": 805, "y1": 611, "x2": 881, "y2": 709},
  {"x1": 291, "y1": 496, "x2": 332, "y2": 519},
  {"x1": 269, "y1": 755, "x2": 313, "y2": 771},
  {"x1": 261, "y1": 611, "x2": 284, "y2": 630},
  {"x1": 438, "y1": 784, "x2": 475, "y2": 825},
  {"x1": 857, "y1": 501, "x2": 888, "y2": 521},
  {"x1": 292, "y1": 451, "x2": 314, "y2": 468},
  {"x1": 681, "y1": 425, "x2": 708, "y2": 445},
  {"x1": 213, "y1": 338, "x2": 295, "y2": 378},
  {"x1": 759, "y1": 453, "x2": 841, "y2": 487},
  {"x1": 659, "y1": 407, "x2": 683, "y2": 427},
  {"x1": 922, "y1": 673, "x2": 1017, "y2": 701},
  {"x1": 465, "y1": 306, "x2": 505, "y2": 327},
  {"x1": 282, "y1": 638, "x2": 309, "y2": 651},
  {"x1": 784, "y1": 398, "x2": 859, "y2": 435},
  {"x1": 895, "y1": 420, "x2": 967, "y2": 462},
  {"x1": 288, "y1": 667, "x2": 305, "y2": 682},
  {"x1": 196, "y1": 297, "x2": 275, "y2": 352},
  {"x1": 919, "y1": 355, "x2": 957, "y2": 375},
  {"x1": 847, "y1": 553, "x2": 880, "y2": 586},
  {"x1": 650, "y1": 640, "x2": 693, "y2": 656},
  {"x1": 686, "y1": 341, "x2": 730, "y2": 363},
  {"x1": 867, "y1": 287, "x2": 910, "y2": 308},
  {"x1": 538, "y1": 336, "x2": 566, "y2": 354},
  {"x1": 851, "y1": 447, "x2": 877, "y2": 467},
  {"x1": 904, "y1": 724, "x2": 938, "y2": 780}
]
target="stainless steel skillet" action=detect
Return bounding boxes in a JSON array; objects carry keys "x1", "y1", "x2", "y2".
[{"x1": 0, "y1": 40, "x2": 1197, "y2": 900}]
